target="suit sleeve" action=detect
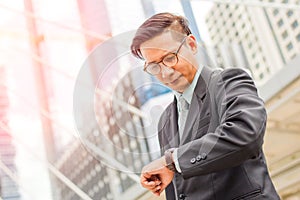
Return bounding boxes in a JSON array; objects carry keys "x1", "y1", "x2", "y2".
[{"x1": 177, "y1": 68, "x2": 267, "y2": 179}]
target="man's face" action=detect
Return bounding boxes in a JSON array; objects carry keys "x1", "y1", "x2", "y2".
[{"x1": 140, "y1": 32, "x2": 198, "y2": 93}]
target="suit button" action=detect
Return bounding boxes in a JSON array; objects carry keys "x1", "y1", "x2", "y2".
[
  {"x1": 201, "y1": 153, "x2": 207, "y2": 160},
  {"x1": 179, "y1": 193, "x2": 186, "y2": 199},
  {"x1": 196, "y1": 155, "x2": 202, "y2": 162},
  {"x1": 190, "y1": 157, "x2": 196, "y2": 164}
]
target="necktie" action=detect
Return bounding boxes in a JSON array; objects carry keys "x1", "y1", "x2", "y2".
[{"x1": 178, "y1": 95, "x2": 189, "y2": 140}]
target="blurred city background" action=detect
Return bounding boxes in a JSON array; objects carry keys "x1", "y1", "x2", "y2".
[{"x1": 0, "y1": 0, "x2": 300, "y2": 199}]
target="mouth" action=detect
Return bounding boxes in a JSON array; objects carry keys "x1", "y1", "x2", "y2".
[{"x1": 167, "y1": 76, "x2": 181, "y2": 85}]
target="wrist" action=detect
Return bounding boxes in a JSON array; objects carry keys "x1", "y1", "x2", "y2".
[{"x1": 164, "y1": 148, "x2": 177, "y2": 173}]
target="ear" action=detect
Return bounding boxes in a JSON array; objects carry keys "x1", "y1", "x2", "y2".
[{"x1": 186, "y1": 35, "x2": 198, "y2": 54}]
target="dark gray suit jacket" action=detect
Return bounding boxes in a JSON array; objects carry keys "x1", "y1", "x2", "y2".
[{"x1": 158, "y1": 66, "x2": 280, "y2": 200}]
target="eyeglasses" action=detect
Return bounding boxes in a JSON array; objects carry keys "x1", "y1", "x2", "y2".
[{"x1": 143, "y1": 36, "x2": 187, "y2": 75}]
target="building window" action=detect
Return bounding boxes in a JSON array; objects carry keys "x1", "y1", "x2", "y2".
[
  {"x1": 282, "y1": 30, "x2": 288, "y2": 39},
  {"x1": 287, "y1": 10, "x2": 293, "y2": 17},
  {"x1": 255, "y1": 63, "x2": 260, "y2": 69},
  {"x1": 286, "y1": 42, "x2": 293, "y2": 51},
  {"x1": 282, "y1": 0, "x2": 289, "y2": 3},
  {"x1": 248, "y1": 42, "x2": 252, "y2": 48},
  {"x1": 292, "y1": 20, "x2": 299, "y2": 29},
  {"x1": 259, "y1": 73, "x2": 264, "y2": 80},
  {"x1": 273, "y1": 9, "x2": 279, "y2": 16},
  {"x1": 277, "y1": 19, "x2": 284, "y2": 27},
  {"x1": 296, "y1": 33, "x2": 300, "y2": 42}
]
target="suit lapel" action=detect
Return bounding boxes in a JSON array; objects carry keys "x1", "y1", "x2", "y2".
[
  {"x1": 166, "y1": 98, "x2": 180, "y2": 147},
  {"x1": 180, "y1": 66, "x2": 213, "y2": 145}
]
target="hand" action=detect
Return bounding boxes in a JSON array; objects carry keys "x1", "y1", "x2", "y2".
[{"x1": 140, "y1": 156, "x2": 175, "y2": 196}]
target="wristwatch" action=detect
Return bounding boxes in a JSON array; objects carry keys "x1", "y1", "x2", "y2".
[{"x1": 164, "y1": 148, "x2": 177, "y2": 172}]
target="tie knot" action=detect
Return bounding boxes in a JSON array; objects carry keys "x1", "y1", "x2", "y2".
[{"x1": 179, "y1": 96, "x2": 189, "y2": 111}]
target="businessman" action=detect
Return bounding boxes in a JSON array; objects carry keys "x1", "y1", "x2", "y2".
[{"x1": 130, "y1": 12, "x2": 280, "y2": 200}]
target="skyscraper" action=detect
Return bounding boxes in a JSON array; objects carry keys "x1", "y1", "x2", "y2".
[
  {"x1": 205, "y1": 2, "x2": 300, "y2": 84},
  {"x1": 0, "y1": 66, "x2": 20, "y2": 200},
  {"x1": 264, "y1": 0, "x2": 300, "y2": 64},
  {"x1": 54, "y1": 1, "x2": 154, "y2": 199}
]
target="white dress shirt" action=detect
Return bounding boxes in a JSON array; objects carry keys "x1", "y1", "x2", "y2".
[{"x1": 172, "y1": 66, "x2": 203, "y2": 173}]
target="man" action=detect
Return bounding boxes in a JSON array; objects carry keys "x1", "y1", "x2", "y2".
[{"x1": 131, "y1": 12, "x2": 280, "y2": 200}]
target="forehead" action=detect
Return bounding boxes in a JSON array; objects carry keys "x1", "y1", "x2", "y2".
[
  {"x1": 140, "y1": 32, "x2": 182, "y2": 61},
  {"x1": 141, "y1": 32, "x2": 177, "y2": 49}
]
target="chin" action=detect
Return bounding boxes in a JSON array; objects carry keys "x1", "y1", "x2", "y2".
[
  {"x1": 175, "y1": 82, "x2": 189, "y2": 92},
  {"x1": 170, "y1": 85, "x2": 184, "y2": 93}
]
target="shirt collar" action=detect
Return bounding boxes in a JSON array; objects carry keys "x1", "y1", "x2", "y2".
[{"x1": 174, "y1": 65, "x2": 203, "y2": 104}]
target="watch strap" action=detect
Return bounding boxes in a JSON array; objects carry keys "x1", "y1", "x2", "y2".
[{"x1": 164, "y1": 148, "x2": 177, "y2": 172}]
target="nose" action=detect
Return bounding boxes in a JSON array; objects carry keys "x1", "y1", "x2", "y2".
[{"x1": 161, "y1": 65, "x2": 174, "y2": 78}]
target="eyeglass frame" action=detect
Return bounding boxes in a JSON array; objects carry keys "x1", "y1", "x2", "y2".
[{"x1": 143, "y1": 36, "x2": 188, "y2": 75}]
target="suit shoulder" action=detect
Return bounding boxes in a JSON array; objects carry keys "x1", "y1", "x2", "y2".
[{"x1": 220, "y1": 68, "x2": 253, "y2": 80}]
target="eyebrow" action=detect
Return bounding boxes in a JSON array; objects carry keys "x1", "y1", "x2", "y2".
[{"x1": 146, "y1": 49, "x2": 177, "y2": 64}]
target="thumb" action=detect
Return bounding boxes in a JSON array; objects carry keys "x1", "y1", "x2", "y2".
[{"x1": 143, "y1": 172, "x2": 152, "y2": 179}]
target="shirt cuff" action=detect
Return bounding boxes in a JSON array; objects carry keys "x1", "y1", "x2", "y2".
[{"x1": 172, "y1": 148, "x2": 182, "y2": 173}]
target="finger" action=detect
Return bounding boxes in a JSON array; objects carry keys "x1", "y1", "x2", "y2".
[
  {"x1": 151, "y1": 175, "x2": 162, "y2": 184},
  {"x1": 153, "y1": 191, "x2": 160, "y2": 196},
  {"x1": 151, "y1": 186, "x2": 160, "y2": 192},
  {"x1": 141, "y1": 181, "x2": 156, "y2": 189},
  {"x1": 140, "y1": 175, "x2": 148, "y2": 185},
  {"x1": 143, "y1": 172, "x2": 152, "y2": 179},
  {"x1": 151, "y1": 174, "x2": 160, "y2": 180},
  {"x1": 144, "y1": 175, "x2": 160, "y2": 184},
  {"x1": 145, "y1": 181, "x2": 157, "y2": 187},
  {"x1": 140, "y1": 173, "x2": 154, "y2": 184},
  {"x1": 152, "y1": 186, "x2": 161, "y2": 195},
  {"x1": 143, "y1": 185, "x2": 157, "y2": 191},
  {"x1": 158, "y1": 184, "x2": 167, "y2": 194},
  {"x1": 154, "y1": 179, "x2": 161, "y2": 186},
  {"x1": 152, "y1": 190, "x2": 161, "y2": 196},
  {"x1": 141, "y1": 178, "x2": 157, "y2": 188},
  {"x1": 141, "y1": 180, "x2": 157, "y2": 190}
]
